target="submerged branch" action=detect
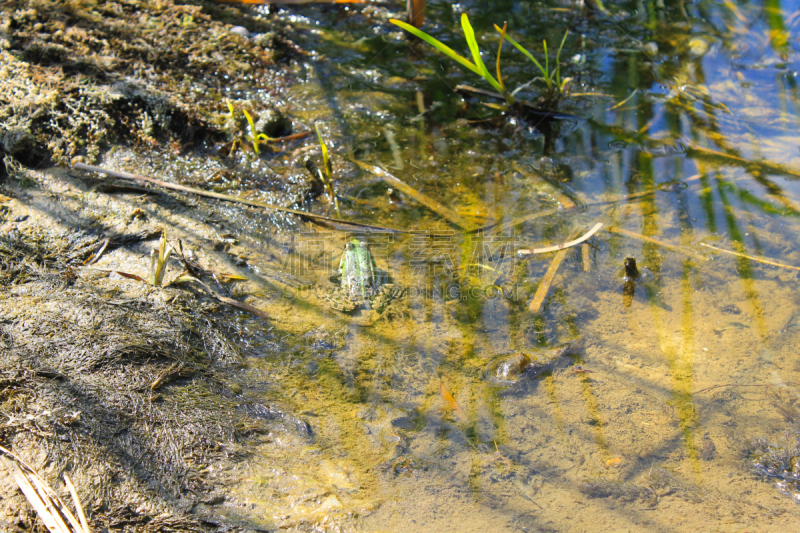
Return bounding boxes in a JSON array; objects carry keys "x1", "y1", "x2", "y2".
[
  {"x1": 347, "y1": 158, "x2": 474, "y2": 229},
  {"x1": 607, "y1": 226, "x2": 709, "y2": 261},
  {"x1": 528, "y1": 228, "x2": 583, "y2": 314},
  {"x1": 699, "y1": 243, "x2": 800, "y2": 271}
]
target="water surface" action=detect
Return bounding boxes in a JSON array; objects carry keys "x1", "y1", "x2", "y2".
[{"x1": 163, "y1": 1, "x2": 800, "y2": 530}]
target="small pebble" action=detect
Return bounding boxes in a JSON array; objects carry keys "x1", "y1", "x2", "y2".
[{"x1": 229, "y1": 26, "x2": 250, "y2": 39}]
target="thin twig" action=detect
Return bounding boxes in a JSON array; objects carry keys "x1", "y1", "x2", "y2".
[
  {"x1": 71, "y1": 163, "x2": 404, "y2": 233},
  {"x1": 83, "y1": 239, "x2": 108, "y2": 266},
  {"x1": 609, "y1": 89, "x2": 638, "y2": 110},
  {"x1": 700, "y1": 243, "x2": 800, "y2": 271},
  {"x1": 581, "y1": 243, "x2": 591, "y2": 272},
  {"x1": 693, "y1": 383, "x2": 773, "y2": 395},
  {"x1": 348, "y1": 158, "x2": 473, "y2": 229},
  {"x1": 607, "y1": 226, "x2": 708, "y2": 261},
  {"x1": 528, "y1": 229, "x2": 583, "y2": 314},
  {"x1": 518, "y1": 223, "x2": 603, "y2": 255},
  {"x1": 63, "y1": 474, "x2": 91, "y2": 533},
  {"x1": 176, "y1": 274, "x2": 270, "y2": 319},
  {"x1": 471, "y1": 189, "x2": 655, "y2": 235}
]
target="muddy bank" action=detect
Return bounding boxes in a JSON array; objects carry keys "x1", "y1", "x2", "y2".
[
  {"x1": 0, "y1": 165, "x2": 307, "y2": 531},
  {"x1": 0, "y1": 0, "x2": 290, "y2": 169},
  {"x1": 0, "y1": 0, "x2": 345, "y2": 530}
]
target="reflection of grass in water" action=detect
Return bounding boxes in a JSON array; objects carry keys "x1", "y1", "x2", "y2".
[
  {"x1": 628, "y1": 148, "x2": 703, "y2": 473},
  {"x1": 638, "y1": 262, "x2": 702, "y2": 473},
  {"x1": 698, "y1": 173, "x2": 717, "y2": 234},
  {"x1": 716, "y1": 175, "x2": 768, "y2": 339}
]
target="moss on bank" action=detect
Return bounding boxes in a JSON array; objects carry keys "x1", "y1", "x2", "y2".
[{"x1": 0, "y1": 0, "x2": 289, "y2": 168}]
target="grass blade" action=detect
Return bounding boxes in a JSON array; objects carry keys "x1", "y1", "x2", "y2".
[
  {"x1": 390, "y1": 18, "x2": 483, "y2": 77},
  {"x1": 9, "y1": 462, "x2": 64, "y2": 533},
  {"x1": 460, "y1": 14, "x2": 504, "y2": 94},
  {"x1": 63, "y1": 474, "x2": 91, "y2": 533},
  {"x1": 314, "y1": 122, "x2": 339, "y2": 216},
  {"x1": 494, "y1": 26, "x2": 547, "y2": 80},
  {"x1": 543, "y1": 38, "x2": 549, "y2": 85},
  {"x1": 242, "y1": 109, "x2": 260, "y2": 155},
  {"x1": 315, "y1": 123, "x2": 333, "y2": 180},
  {"x1": 496, "y1": 22, "x2": 507, "y2": 92},
  {"x1": 555, "y1": 29, "x2": 569, "y2": 87}
]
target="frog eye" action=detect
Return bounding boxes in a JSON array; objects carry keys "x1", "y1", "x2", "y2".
[{"x1": 344, "y1": 243, "x2": 353, "y2": 250}]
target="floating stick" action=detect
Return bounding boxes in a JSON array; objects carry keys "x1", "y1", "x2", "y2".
[
  {"x1": 528, "y1": 228, "x2": 585, "y2": 314},
  {"x1": 582, "y1": 243, "x2": 591, "y2": 272}
]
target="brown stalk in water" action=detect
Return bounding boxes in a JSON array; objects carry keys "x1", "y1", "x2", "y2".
[
  {"x1": 71, "y1": 163, "x2": 402, "y2": 233},
  {"x1": 528, "y1": 228, "x2": 583, "y2": 314},
  {"x1": 699, "y1": 242, "x2": 800, "y2": 271},
  {"x1": 1, "y1": 446, "x2": 92, "y2": 533},
  {"x1": 347, "y1": 158, "x2": 475, "y2": 229}
]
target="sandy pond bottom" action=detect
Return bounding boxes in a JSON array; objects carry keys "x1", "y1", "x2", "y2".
[
  {"x1": 3, "y1": 165, "x2": 800, "y2": 533},
  {"x1": 215, "y1": 235, "x2": 800, "y2": 531}
]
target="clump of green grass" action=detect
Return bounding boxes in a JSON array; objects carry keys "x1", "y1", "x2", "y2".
[
  {"x1": 496, "y1": 24, "x2": 571, "y2": 104},
  {"x1": 390, "y1": 14, "x2": 570, "y2": 108}
]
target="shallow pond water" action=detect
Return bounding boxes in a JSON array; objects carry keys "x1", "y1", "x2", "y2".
[{"x1": 104, "y1": 0, "x2": 800, "y2": 530}]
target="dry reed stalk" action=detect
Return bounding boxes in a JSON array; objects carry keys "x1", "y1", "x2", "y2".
[{"x1": 700, "y1": 243, "x2": 800, "y2": 271}]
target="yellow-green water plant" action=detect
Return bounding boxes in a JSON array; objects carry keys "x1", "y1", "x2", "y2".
[
  {"x1": 496, "y1": 25, "x2": 571, "y2": 104},
  {"x1": 390, "y1": 14, "x2": 571, "y2": 108},
  {"x1": 315, "y1": 122, "x2": 340, "y2": 216},
  {"x1": 149, "y1": 228, "x2": 173, "y2": 287},
  {"x1": 391, "y1": 13, "x2": 512, "y2": 104},
  {"x1": 226, "y1": 100, "x2": 273, "y2": 156}
]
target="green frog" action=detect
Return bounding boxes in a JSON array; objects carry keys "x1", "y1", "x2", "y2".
[{"x1": 315, "y1": 239, "x2": 402, "y2": 313}]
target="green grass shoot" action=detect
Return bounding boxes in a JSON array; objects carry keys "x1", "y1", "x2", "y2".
[
  {"x1": 315, "y1": 122, "x2": 340, "y2": 216},
  {"x1": 226, "y1": 100, "x2": 272, "y2": 155},
  {"x1": 391, "y1": 13, "x2": 572, "y2": 107},
  {"x1": 390, "y1": 14, "x2": 512, "y2": 104},
  {"x1": 149, "y1": 228, "x2": 173, "y2": 287},
  {"x1": 496, "y1": 22, "x2": 508, "y2": 93},
  {"x1": 495, "y1": 26, "x2": 569, "y2": 94},
  {"x1": 242, "y1": 109, "x2": 272, "y2": 155}
]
